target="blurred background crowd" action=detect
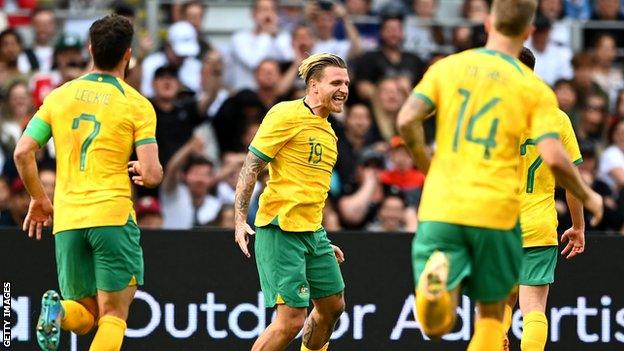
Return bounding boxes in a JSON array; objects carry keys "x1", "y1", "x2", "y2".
[{"x1": 0, "y1": 0, "x2": 622, "y2": 234}]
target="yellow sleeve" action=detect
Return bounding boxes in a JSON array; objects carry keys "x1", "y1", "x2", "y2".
[
  {"x1": 559, "y1": 111, "x2": 582, "y2": 165},
  {"x1": 249, "y1": 105, "x2": 300, "y2": 162},
  {"x1": 528, "y1": 83, "x2": 560, "y2": 142},
  {"x1": 411, "y1": 59, "x2": 443, "y2": 110},
  {"x1": 134, "y1": 98, "x2": 157, "y2": 147}
]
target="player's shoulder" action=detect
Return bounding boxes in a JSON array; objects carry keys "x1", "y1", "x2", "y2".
[
  {"x1": 266, "y1": 99, "x2": 304, "y2": 120},
  {"x1": 121, "y1": 81, "x2": 153, "y2": 110}
]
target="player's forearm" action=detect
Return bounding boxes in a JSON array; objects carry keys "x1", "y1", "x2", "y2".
[
  {"x1": 399, "y1": 121, "x2": 430, "y2": 174},
  {"x1": 234, "y1": 152, "x2": 267, "y2": 224},
  {"x1": 550, "y1": 163, "x2": 591, "y2": 203},
  {"x1": 565, "y1": 190, "x2": 585, "y2": 230},
  {"x1": 14, "y1": 143, "x2": 46, "y2": 200}
]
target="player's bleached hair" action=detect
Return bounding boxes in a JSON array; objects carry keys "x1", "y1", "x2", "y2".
[
  {"x1": 491, "y1": 0, "x2": 537, "y2": 37},
  {"x1": 298, "y1": 53, "x2": 347, "y2": 86}
]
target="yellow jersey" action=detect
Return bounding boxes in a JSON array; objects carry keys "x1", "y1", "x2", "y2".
[
  {"x1": 519, "y1": 110, "x2": 582, "y2": 247},
  {"x1": 24, "y1": 73, "x2": 157, "y2": 233},
  {"x1": 249, "y1": 99, "x2": 338, "y2": 232},
  {"x1": 413, "y1": 48, "x2": 559, "y2": 230}
]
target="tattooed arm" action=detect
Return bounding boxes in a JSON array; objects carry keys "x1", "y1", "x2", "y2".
[{"x1": 234, "y1": 152, "x2": 268, "y2": 257}]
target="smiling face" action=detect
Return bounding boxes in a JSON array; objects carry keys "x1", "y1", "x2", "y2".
[{"x1": 311, "y1": 66, "x2": 350, "y2": 113}]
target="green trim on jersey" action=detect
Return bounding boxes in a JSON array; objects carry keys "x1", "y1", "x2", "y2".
[
  {"x1": 475, "y1": 48, "x2": 524, "y2": 75},
  {"x1": 249, "y1": 145, "x2": 273, "y2": 162},
  {"x1": 79, "y1": 73, "x2": 125, "y2": 95},
  {"x1": 534, "y1": 132, "x2": 560, "y2": 144},
  {"x1": 24, "y1": 117, "x2": 52, "y2": 147},
  {"x1": 573, "y1": 157, "x2": 583, "y2": 165},
  {"x1": 135, "y1": 137, "x2": 157, "y2": 147},
  {"x1": 412, "y1": 92, "x2": 436, "y2": 110}
]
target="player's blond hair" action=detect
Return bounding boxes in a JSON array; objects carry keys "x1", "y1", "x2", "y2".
[
  {"x1": 491, "y1": 0, "x2": 537, "y2": 37},
  {"x1": 298, "y1": 53, "x2": 347, "y2": 85}
]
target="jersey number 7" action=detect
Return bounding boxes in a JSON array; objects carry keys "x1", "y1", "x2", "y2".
[{"x1": 72, "y1": 113, "x2": 101, "y2": 171}]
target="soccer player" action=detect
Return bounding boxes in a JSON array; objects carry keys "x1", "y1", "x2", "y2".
[
  {"x1": 396, "y1": 0, "x2": 603, "y2": 350},
  {"x1": 13, "y1": 15, "x2": 162, "y2": 351},
  {"x1": 234, "y1": 53, "x2": 348, "y2": 351},
  {"x1": 497, "y1": 48, "x2": 587, "y2": 351}
]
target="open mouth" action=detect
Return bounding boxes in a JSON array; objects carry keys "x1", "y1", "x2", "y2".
[{"x1": 332, "y1": 95, "x2": 346, "y2": 103}]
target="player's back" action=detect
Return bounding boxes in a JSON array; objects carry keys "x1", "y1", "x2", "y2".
[
  {"x1": 32, "y1": 73, "x2": 155, "y2": 233},
  {"x1": 414, "y1": 48, "x2": 559, "y2": 230}
]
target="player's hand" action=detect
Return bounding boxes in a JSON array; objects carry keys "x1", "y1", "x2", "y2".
[
  {"x1": 23, "y1": 197, "x2": 53, "y2": 240},
  {"x1": 332, "y1": 244, "x2": 345, "y2": 264},
  {"x1": 584, "y1": 191, "x2": 603, "y2": 227},
  {"x1": 560, "y1": 226, "x2": 585, "y2": 259},
  {"x1": 235, "y1": 221, "x2": 255, "y2": 258},
  {"x1": 128, "y1": 161, "x2": 145, "y2": 186}
]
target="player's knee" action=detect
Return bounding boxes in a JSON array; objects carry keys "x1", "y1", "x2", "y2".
[{"x1": 278, "y1": 315, "x2": 306, "y2": 338}]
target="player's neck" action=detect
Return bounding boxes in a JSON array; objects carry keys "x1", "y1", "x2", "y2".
[
  {"x1": 303, "y1": 95, "x2": 329, "y2": 119},
  {"x1": 90, "y1": 65, "x2": 125, "y2": 80},
  {"x1": 485, "y1": 32, "x2": 523, "y2": 59}
]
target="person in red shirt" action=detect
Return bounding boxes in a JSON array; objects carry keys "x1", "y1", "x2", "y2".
[{"x1": 380, "y1": 136, "x2": 426, "y2": 206}]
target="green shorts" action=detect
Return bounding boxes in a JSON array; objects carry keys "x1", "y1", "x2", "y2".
[
  {"x1": 519, "y1": 246, "x2": 557, "y2": 286},
  {"x1": 55, "y1": 217, "x2": 144, "y2": 300},
  {"x1": 412, "y1": 221, "x2": 523, "y2": 302},
  {"x1": 255, "y1": 224, "x2": 345, "y2": 308}
]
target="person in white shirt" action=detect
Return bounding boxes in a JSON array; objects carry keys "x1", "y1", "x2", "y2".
[
  {"x1": 18, "y1": 7, "x2": 56, "y2": 74},
  {"x1": 525, "y1": 15, "x2": 573, "y2": 86},
  {"x1": 598, "y1": 120, "x2": 624, "y2": 195},
  {"x1": 308, "y1": 1, "x2": 362, "y2": 60},
  {"x1": 227, "y1": 0, "x2": 292, "y2": 91},
  {"x1": 141, "y1": 21, "x2": 202, "y2": 98}
]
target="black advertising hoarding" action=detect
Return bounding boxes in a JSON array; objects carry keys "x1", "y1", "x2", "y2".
[{"x1": 1, "y1": 230, "x2": 623, "y2": 350}]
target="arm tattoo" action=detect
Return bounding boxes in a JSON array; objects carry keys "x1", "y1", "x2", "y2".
[{"x1": 234, "y1": 152, "x2": 268, "y2": 223}]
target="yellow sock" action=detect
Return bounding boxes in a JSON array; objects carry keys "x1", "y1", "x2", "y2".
[
  {"x1": 502, "y1": 305, "x2": 513, "y2": 333},
  {"x1": 521, "y1": 311, "x2": 548, "y2": 351},
  {"x1": 415, "y1": 289, "x2": 454, "y2": 337},
  {"x1": 301, "y1": 342, "x2": 329, "y2": 351},
  {"x1": 89, "y1": 315, "x2": 127, "y2": 351},
  {"x1": 467, "y1": 318, "x2": 504, "y2": 351},
  {"x1": 60, "y1": 300, "x2": 95, "y2": 335}
]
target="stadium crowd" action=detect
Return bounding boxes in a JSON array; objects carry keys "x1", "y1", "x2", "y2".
[{"x1": 0, "y1": 0, "x2": 623, "y2": 234}]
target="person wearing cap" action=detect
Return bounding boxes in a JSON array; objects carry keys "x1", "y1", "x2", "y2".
[
  {"x1": 0, "y1": 178, "x2": 30, "y2": 227},
  {"x1": 135, "y1": 196, "x2": 163, "y2": 229},
  {"x1": 141, "y1": 20, "x2": 202, "y2": 98},
  {"x1": 53, "y1": 32, "x2": 87, "y2": 84},
  {"x1": 524, "y1": 14, "x2": 573, "y2": 86}
]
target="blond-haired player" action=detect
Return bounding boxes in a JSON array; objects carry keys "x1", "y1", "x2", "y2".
[
  {"x1": 396, "y1": 0, "x2": 603, "y2": 349},
  {"x1": 234, "y1": 53, "x2": 348, "y2": 351}
]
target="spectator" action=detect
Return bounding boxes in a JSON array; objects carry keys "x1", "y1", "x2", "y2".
[
  {"x1": 227, "y1": 0, "x2": 291, "y2": 91},
  {"x1": 335, "y1": 102, "x2": 382, "y2": 196},
  {"x1": 453, "y1": 0, "x2": 488, "y2": 52},
  {"x1": 554, "y1": 79, "x2": 580, "y2": 124},
  {"x1": 0, "y1": 178, "x2": 29, "y2": 227},
  {"x1": 591, "y1": 33, "x2": 623, "y2": 109},
  {"x1": 150, "y1": 65, "x2": 206, "y2": 168},
  {"x1": 53, "y1": 33, "x2": 87, "y2": 85},
  {"x1": 213, "y1": 59, "x2": 281, "y2": 153},
  {"x1": 591, "y1": 0, "x2": 624, "y2": 20},
  {"x1": 403, "y1": 0, "x2": 445, "y2": 61},
  {"x1": 160, "y1": 137, "x2": 222, "y2": 229},
  {"x1": 380, "y1": 136, "x2": 426, "y2": 207},
  {"x1": 307, "y1": 1, "x2": 362, "y2": 60},
  {"x1": 366, "y1": 194, "x2": 408, "y2": 232},
  {"x1": 613, "y1": 89, "x2": 624, "y2": 124},
  {"x1": 0, "y1": 28, "x2": 26, "y2": 92},
  {"x1": 279, "y1": 24, "x2": 315, "y2": 99},
  {"x1": 181, "y1": 0, "x2": 210, "y2": 58},
  {"x1": 1, "y1": 80, "x2": 33, "y2": 132},
  {"x1": 537, "y1": 0, "x2": 572, "y2": 47},
  {"x1": 141, "y1": 21, "x2": 202, "y2": 98},
  {"x1": 372, "y1": 76, "x2": 408, "y2": 141},
  {"x1": 598, "y1": 120, "x2": 624, "y2": 194},
  {"x1": 215, "y1": 152, "x2": 247, "y2": 205},
  {"x1": 525, "y1": 15, "x2": 573, "y2": 86},
  {"x1": 135, "y1": 196, "x2": 164, "y2": 229},
  {"x1": 354, "y1": 14, "x2": 424, "y2": 101},
  {"x1": 18, "y1": 7, "x2": 56, "y2": 74},
  {"x1": 211, "y1": 204, "x2": 235, "y2": 229},
  {"x1": 571, "y1": 52, "x2": 608, "y2": 109},
  {"x1": 338, "y1": 0, "x2": 379, "y2": 51},
  {"x1": 576, "y1": 94, "x2": 609, "y2": 147},
  {"x1": 198, "y1": 48, "x2": 229, "y2": 119}
]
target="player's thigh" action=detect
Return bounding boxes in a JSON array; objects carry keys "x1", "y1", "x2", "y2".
[
  {"x1": 412, "y1": 221, "x2": 471, "y2": 291},
  {"x1": 55, "y1": 229, "x2": 96, "y2": 300},
  {"x1": 87, "y1": 217, "x2": 144, "y2": 293},
  {"x1": 464, "y1": 223, "x2": 523, "y2": 303},
  {"x1": 306, "y1": 229, "x2": 345, "y2": 302},
  {"x1": 97, "y1": 285, "x2": 138, "y2": 320},
  {"x1": 519, "y1": 285, "x2": 550, "y2": 316},
  {"x1": 255, "y1": 225, "x2": 310, "y2": 308}
]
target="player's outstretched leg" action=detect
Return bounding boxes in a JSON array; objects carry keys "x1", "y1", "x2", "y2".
[
  {"x1": 36, "y1": 290, "x2": 63, "y2": 351},
  {"x1": 415, "y1": 251, "x2": 456, "y2": 339},
  {"x1": 519, "y1": 285, "x2": 549, "y2": 351},
  {"x1": 300, "y1": 292, "x2": 345, "y2": 351},
  {"x1": 252, "y1": 305, "x2": 307, "y2": 351}
]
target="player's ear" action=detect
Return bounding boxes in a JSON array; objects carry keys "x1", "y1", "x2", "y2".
[
  {"x1": 484, "y1": 14, "x2": 492, "y2": 33},
  {"x1": 124, "y1": 47, "x2": 132, "y2": 62},
  {"x1": 522, "y1": 24, "x2": 535, "y2": 42}
]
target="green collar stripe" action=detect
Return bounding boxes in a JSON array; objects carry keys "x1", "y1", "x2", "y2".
[
  {"x1": 249, "y1": 145, "x2": 273, "y2": 162},
  {"x1": 135, "y1": 138, "x2": 157, "y2": 147},
  {"x1": 475, "y1": 48, "x2": 524, "y2": 75},
  {"x1": 23, "y1": 116, "x2": 52, "y2": 147},
  {"x1": 80, "y1": 73, "x2": 125, "y2": 95}
]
